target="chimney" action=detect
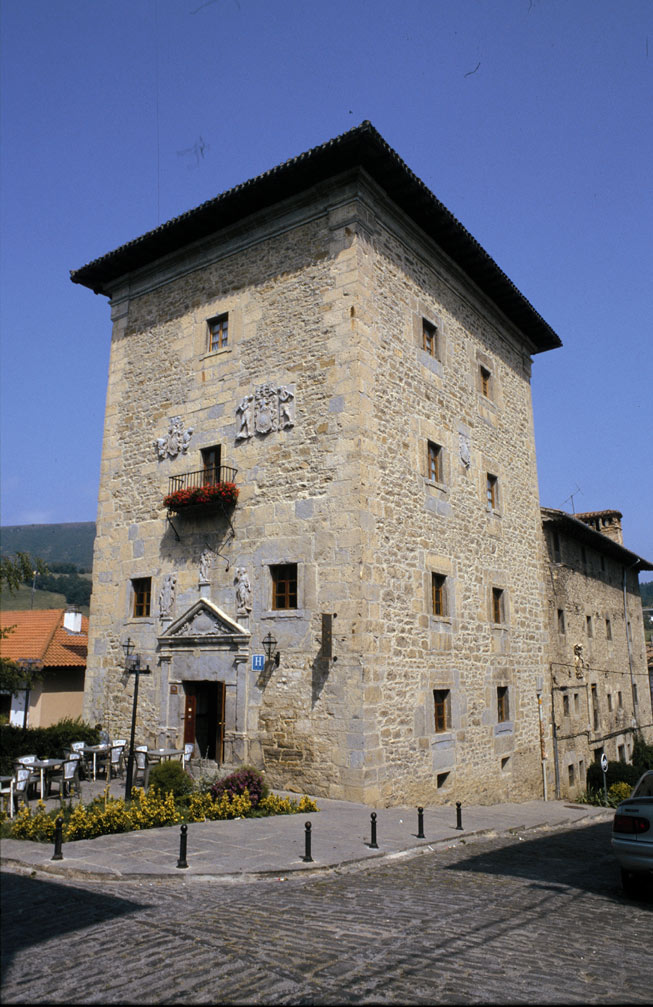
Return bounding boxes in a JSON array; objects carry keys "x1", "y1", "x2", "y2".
[
  {"x1": 63, "y1": 607, "x2": 82, "y2": 633},
  {"x1": 575, "y1": 510, "x2": 624, "y2": 546}
]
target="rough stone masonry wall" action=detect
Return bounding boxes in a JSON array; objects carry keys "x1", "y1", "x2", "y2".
[
  {"x1": 352, "y1": 188, "x2": 548, "y2": 806},
  {"x1": 84, "y1": 190, "x2": 374, "y2": 799},
  {"x1": 543, "y1": 527, "x2": 653, "y2": 799}
]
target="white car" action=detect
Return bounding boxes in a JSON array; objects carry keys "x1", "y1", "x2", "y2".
[{"x1": 611, "y1": 769, "x2": 653, "y2": 894}]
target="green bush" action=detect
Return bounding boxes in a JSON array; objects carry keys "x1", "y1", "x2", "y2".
[
  {"x1": 210, "y1": 766, "x2": 268, "y2": 807},
  {"x1": 586, "y1": 759, "x2": 639, "y2": 793},
  {"x1": 147, "y1": 760, "x2": 194, "y2": 798},
  {"x1": 632, "y1": 733, "x2": 653, "y2": 777},
  {"x1": 0, "y1": 717, "x2": 99, "y2": 775}
]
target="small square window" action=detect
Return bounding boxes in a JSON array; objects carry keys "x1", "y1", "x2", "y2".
[
  {"x1": 270, "y1": 564, "x2": 297, "y2": 610},
  {"x1": 497, "y1": 686, "x2": 509, "y2": 723},
  {"x1": 433, "y1": 689, "x2": 451, "y2": 733},
  {"x1": 557, "y1": 609, "x2": 566, "y2": 634},
  {"x1": 479, "y1": 365, "x2": 492, "y2": 399},
  {"x1": 431, "y1": 573, "x2": 448, "y2": 618},
  {"x1": 436, "y1": 771, "x2": 450, "y2": 789},
  {"x1": 486, "y1": 473, "x2": 499, "y2": 511},
  {"x1": 492, "y1": 588, "x2": 505, "y2": 624},
  {"x1": 132, "y1": 577, "x2": 151, "y2": 618},
  {"x1": 427, "y1": 441, "x2": 443, "y2": 483},
  {"x1": 422, "y1": 319, "x2": 438, "y2": 357},
  {"x1": 207, "y1": 313, "x2": 229, "y2": 352}
]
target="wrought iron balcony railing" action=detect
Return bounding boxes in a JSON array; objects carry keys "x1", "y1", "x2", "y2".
[{"x1": 168, "y1": 466, "x2": 238, "y2": 494}]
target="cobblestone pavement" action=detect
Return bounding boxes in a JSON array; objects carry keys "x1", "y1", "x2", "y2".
[{"x1": 1, "y1": 819, "x2": 651, "y2": 1005}]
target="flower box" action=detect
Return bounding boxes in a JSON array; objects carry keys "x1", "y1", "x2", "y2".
[{"x1": 164, "y1": 482, "x2": 239, "y2": 513}]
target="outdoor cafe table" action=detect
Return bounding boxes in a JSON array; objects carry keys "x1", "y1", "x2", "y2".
[
  {"x1": 146, "y1": 748, "x2": 184, "y2": 764},
  {"x1": 20, "y1": 758, "x2": 62, "y2": 800},
  {"x1": 82, "y1": 744, "x2": 110, "y2": 780}
]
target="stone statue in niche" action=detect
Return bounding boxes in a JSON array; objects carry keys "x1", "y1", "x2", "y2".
[
  {"x1": 459, "y1": 432, "x2": 471, "y2": 468},
  {"x1": 235, "y1": 384, "x2": 295, "y2": 439},
  {"x1": 236, "y1": 395, "x2": 254, "y2": 440},
  {"x1": 573, "y1": 643, "x2": 585, "y2": 679},
  {"x1": 234, "y1": 567, "x2": 252, "y2": 614},
  {"x1": 155, "y1": 416, "x2": 194, "y2": 459},
  {"x1": 199, "y1": 549, "x2": 212, "y2": 584},
  {"x1": 159, "y1": 573, "x2": 176, "y2": 619}
]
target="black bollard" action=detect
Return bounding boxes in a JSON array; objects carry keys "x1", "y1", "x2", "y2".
[
  {"x1": 456, "y1": 801, "x2": 463, "y2": 830},
  {"x1": 301, "y1": 821, "x2": 313, "y2": 862},
  {"x1": 417, "y1": 806, "x2": 425, "y2": 839},
  {"x1": 176, "y1": 824, "x2": 189, "y2": 869},
  {"x1": 51, "y1": 817, "x2": 63, "y2": 861},
  {"x1": 369, "y1": 811, "x2": 379, "y2": 849}
]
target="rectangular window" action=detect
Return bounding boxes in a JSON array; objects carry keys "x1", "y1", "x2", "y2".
[
  {"x1": 607, "y1": 693, "x2": 613, "y2": 712},
  {"x1": 132, "y1": 577, "x2": 151, "y2": 618},
  {"x1": 486, "y1": 473, "x2": 499, "y2": 511},
  {"x1": 479, "y1": 365, "x2": 492, "y2": 398},
  {"x1": 207, "y1": 313, "x2": 229, "y2": 352},
  {"x1": 618, "y1": 744, "x2": 625, "y2": 763},
  {"x1": 618, "y1": 691, "x2": 623, "y2": 709},
  {"x1": 433, "y1": 689, "x2": 450, "y2": 733},
  {"x1": 579, "y1": 759, "x2": 585, "y2": 780},
  {"x1": 557, "y1": 609, "x2": 566, "y2": 634},
  {"x1": 563, "y1": 693, "x2": 570, "y2": 716},
  {"x1": 492, "y1": 588, "x2": 505, "y2": 624},
  {"x1": 427, "y1": 441, "x2": 443, "y2": 483},
  {"x1": 568, "y1": 764, "x2": 575, "y2": 786},
  {"x1": 586, "y1": 615, "x2": 593, "y2": 637},
  {"x1": 422, "y1": 319, "x2": 438, "y2": 357},
  {"x1": 574, "y1": 692, "x2": 580, "y2": 714},
  {"x1": 270, "y1": 564, "x2": 297, "y2": 610},
  {"x1": 497, "y1": 686, "x2": 509, "y2": 723},
  {"x1": 201, "y1": 445, "x2": 222, "y2": 484},
  {"x1": 605, "y1": 617, "x2": 612, "y2": 640},
  {"x1": 592, "y1": 684, "x2": 600, "y2": 730},
  {"x1": 431, "y1": 573, "x2": 448, "y2": 617}
]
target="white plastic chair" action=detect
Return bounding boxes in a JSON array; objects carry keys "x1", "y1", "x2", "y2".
[
  {"x1": 0, "y1": 776, "x2": 14, "y2": 819},
  {"x1": 109, "y1": 740, "x2": 126, "y2": 779},
  {"x1": 13, "y1": 767, "x2": 32, "y2": 811},
  {"x1": 183, "y1": 743, "x2": 194, "y2": 769},
  {"x1": 133, "y1": 747, "x2": 149, "y2": 788},
  {"x1": 49, "y1": 759, "x2": 80, "y2": 799},
  {"x1": 16, "y1": 756, "x2": 39, "y2": 798}
]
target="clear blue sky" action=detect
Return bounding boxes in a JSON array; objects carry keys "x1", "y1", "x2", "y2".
[{"x1": 1, "y1": 0, "x2": 651, "y2": 579}]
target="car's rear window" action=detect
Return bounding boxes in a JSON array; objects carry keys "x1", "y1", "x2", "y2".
[{"x1": 633, "y1": 772, "x2": 653, "y2": 798}]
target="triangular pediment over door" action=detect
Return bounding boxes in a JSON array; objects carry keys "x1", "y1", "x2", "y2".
[{"x1": 158, "y1": 599, "x2": 250, "y2": 653}]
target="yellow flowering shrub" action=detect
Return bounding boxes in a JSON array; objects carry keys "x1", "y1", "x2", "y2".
[
  {"x1": 258, "y1": 794, "x2": 319, "y2": 815},
  {"x1": 187, "y1": 788, "x2": 253, "y2": 821},
  {"x1": 9, "y1": 801, "x2": 57, "y2": 842}
]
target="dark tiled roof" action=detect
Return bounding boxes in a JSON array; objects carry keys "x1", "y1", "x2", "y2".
[
  {"x1": 541, "y1": 508, "x2": 653, "y2": 572},
  {"x1": 71, "y1": 121, "x2": 561, "y2": 354}
]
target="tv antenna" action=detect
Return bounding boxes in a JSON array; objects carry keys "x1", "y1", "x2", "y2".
[{"x1": 562, "y1": 485, "x2": 583, "y2": 514}]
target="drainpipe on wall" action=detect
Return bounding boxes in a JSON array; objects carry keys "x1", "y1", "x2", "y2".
[
  {"x1": 622, "y1": 562, "x2": 639, "y2": 729},
  {"x1": 551, "y1": 680, "x2": 560, "y2": 800},
  {"x1": 536, "y1": 676, "x2": 548, "y2": 800}
]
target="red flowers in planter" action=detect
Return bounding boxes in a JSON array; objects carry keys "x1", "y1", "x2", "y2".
[{"x1": 164, "y1": 482, "x2": 239, "y2": 512}]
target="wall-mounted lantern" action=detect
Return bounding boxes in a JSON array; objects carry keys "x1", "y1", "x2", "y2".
[{"x1": 262, "y1": 632, "x2": 280, "y2": 667}]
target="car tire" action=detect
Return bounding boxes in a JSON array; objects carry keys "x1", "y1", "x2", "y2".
[{"x1": 620, "y1": 868, "x2": 638, "y2": 895}]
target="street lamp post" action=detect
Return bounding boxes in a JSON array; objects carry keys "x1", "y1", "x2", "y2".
[{"x1": 121, "y1": 638, "x2": 151, "y2": 800}]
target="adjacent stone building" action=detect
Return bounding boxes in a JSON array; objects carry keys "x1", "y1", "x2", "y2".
[
  {"x1": 72, "y1": 122, "x2": 651, "y2": 805},
  {"x1": 541, "y1": 509, "x2": 652, "y2": 798}
]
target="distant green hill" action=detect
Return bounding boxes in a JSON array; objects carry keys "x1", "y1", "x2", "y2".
[{"x1": 0, "y1": 522, "x2": 96, "y2": 571}]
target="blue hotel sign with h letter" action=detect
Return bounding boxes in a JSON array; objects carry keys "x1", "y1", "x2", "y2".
[{"x1": 252, "y1": 654, "x2": 265, "y2": 671}]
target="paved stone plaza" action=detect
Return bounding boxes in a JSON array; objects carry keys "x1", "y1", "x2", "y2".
[{"x1": 2, "y1": 818, "x2": 651, "y2": 1004}]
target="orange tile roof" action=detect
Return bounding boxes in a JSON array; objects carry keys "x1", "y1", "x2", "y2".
[{"x1": 0, "y1": 609, "x2": 88, "y2": 667}]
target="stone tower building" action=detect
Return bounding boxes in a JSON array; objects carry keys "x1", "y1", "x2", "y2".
[{"x1": 73, "y1": 122, "x2": 580, "y2": 805}]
